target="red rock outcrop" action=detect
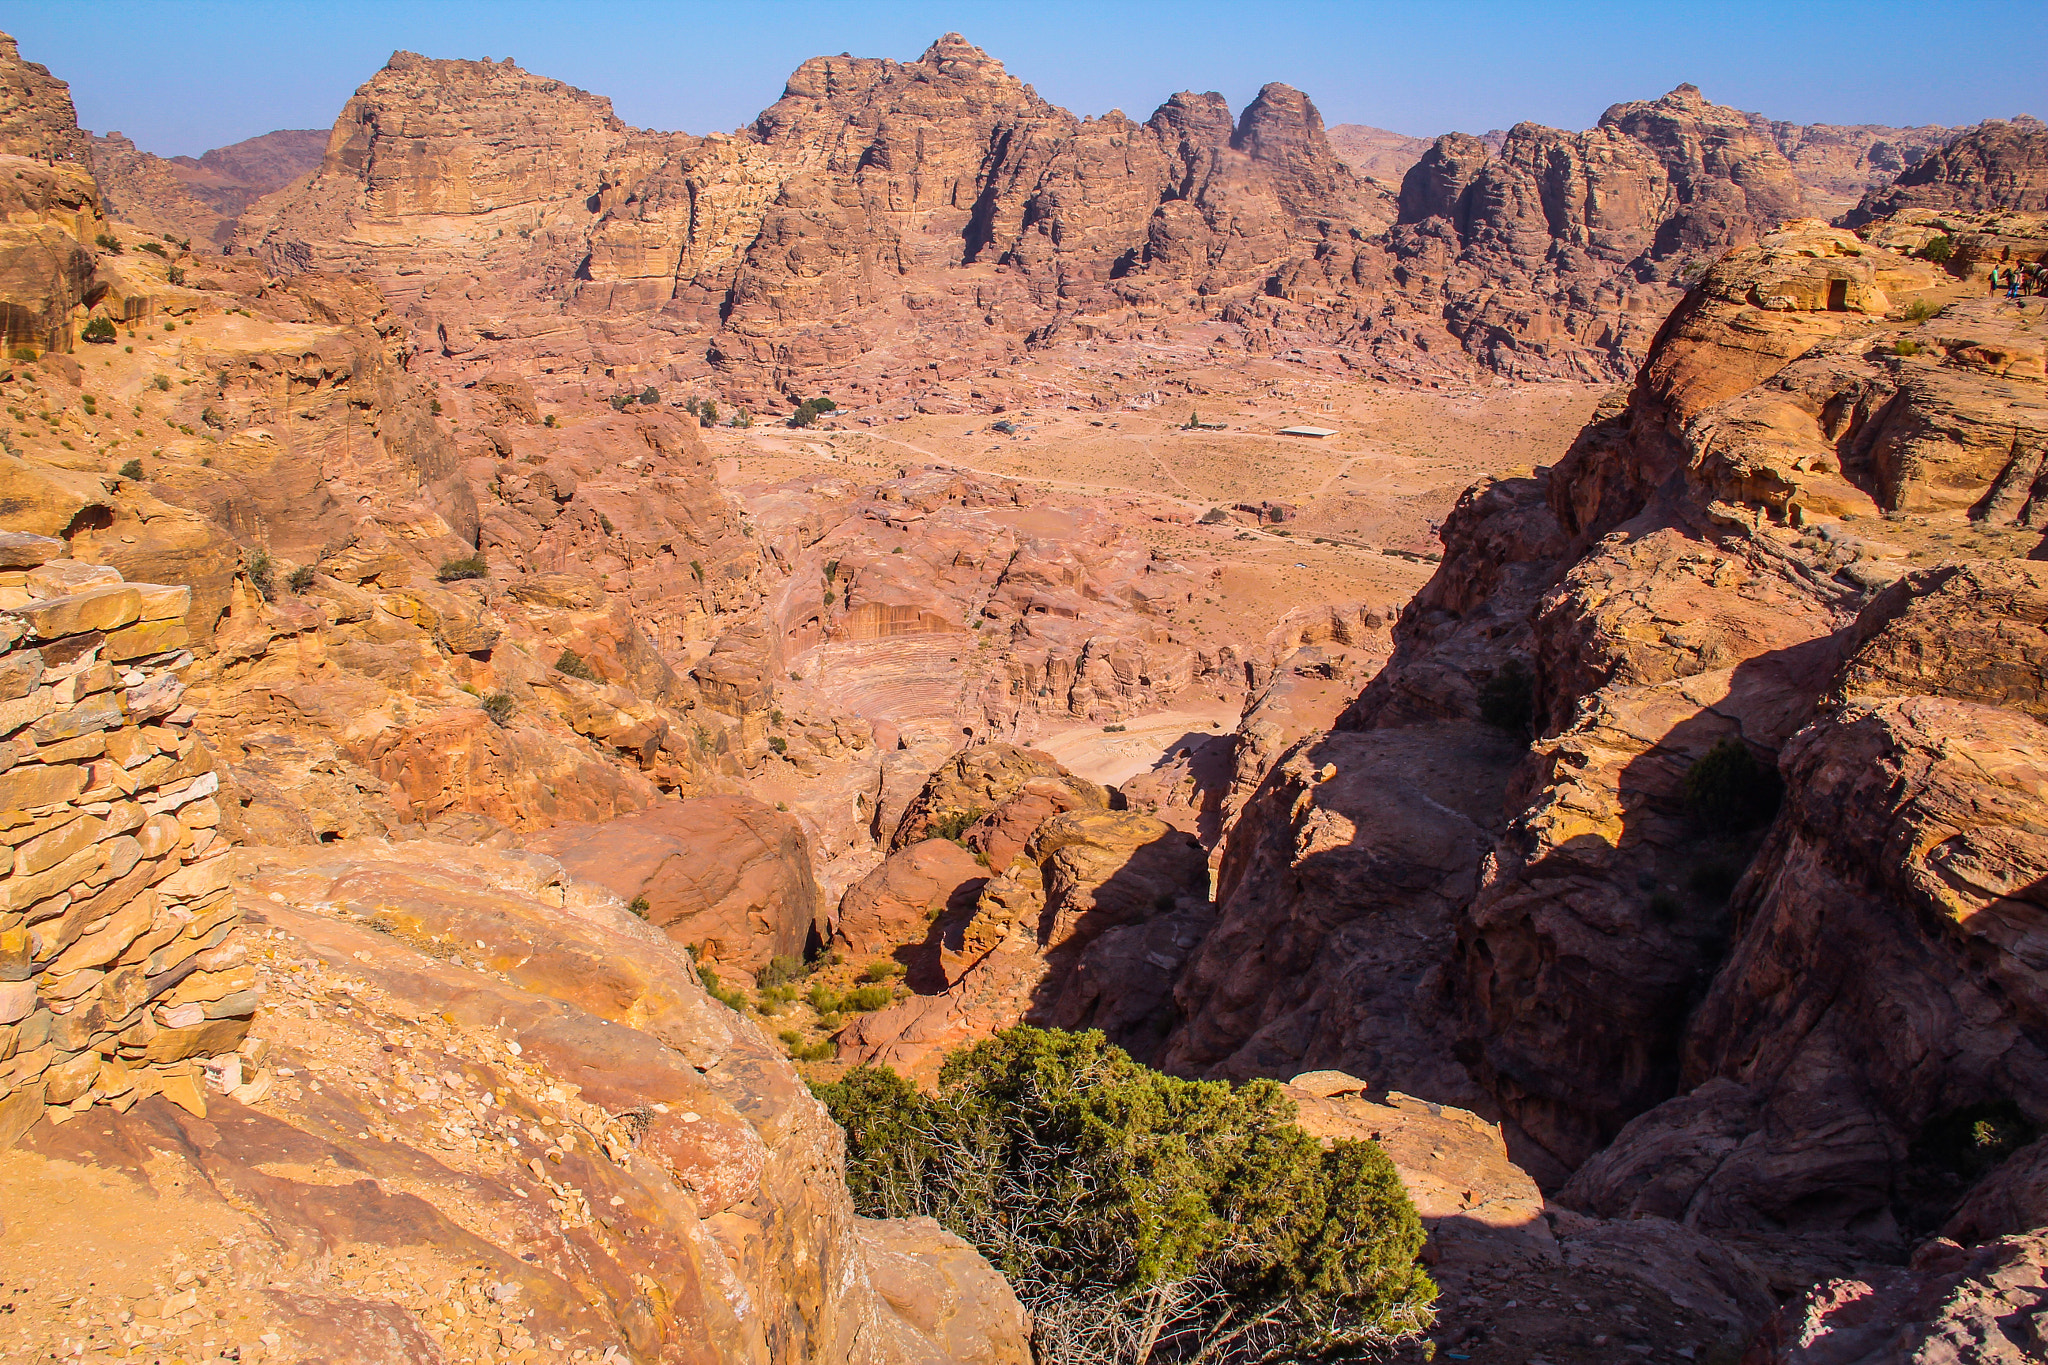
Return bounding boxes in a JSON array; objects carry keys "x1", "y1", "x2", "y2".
[
  {"x1": 838, "y1": 804, "x2": 1207, "y2": 1082},
  {"x1": 4, "y1": 838, "x2": 1030, "y2": 1363},
  {"x1": 1743, "y1": 1233, "x2": 2047, "y2": 1364},
  {"x1": 1158, "y1": 209, "x2": 2048, "y2": 1276},
  {"x1": 528, "y1": 796, "x2": 826, "y2": 973}
]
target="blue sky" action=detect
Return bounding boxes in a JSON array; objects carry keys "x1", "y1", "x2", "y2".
[{"x1": 6, "y1": 0, "x2": 2044, "y2": 158}]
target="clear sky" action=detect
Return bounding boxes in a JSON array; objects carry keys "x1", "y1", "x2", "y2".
[{"x1": 5, "y1": 0, "x2": 2043, "y2": 159}]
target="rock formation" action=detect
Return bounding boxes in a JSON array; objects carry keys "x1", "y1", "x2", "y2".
[
  {"x1": 1151, "y1": 208, "x2": 2048, "y2": 1316},
  {"x1": 232, "y1": 43, "x2": 2027, "y2": 409},
  {"x1": 91, "y1": 128, "x2": 326, "y2": 248},
  {"x1": 1845, "y1": 116, "x2": 2048, "y2": 224}
]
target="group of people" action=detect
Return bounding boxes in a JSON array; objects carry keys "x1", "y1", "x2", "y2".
[{"x1": 1989, "y1": 261, "x2": 2046, "y2": 297}]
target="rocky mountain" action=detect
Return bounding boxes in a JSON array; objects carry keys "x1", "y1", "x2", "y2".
[
  {"x1": 233, "y1": 47, "x2": 2028, "y2": 404},
  {"x1": 822, "y1": 203, "x2": 2048, "y2": 1358},
  {"x1": 1325, "y1": 122, "x2": 1434, "y2": 182},
  {"x1": 1845, "y1": 114, "x2": 2048, "y2": 223},
  {"x1": 91, "y1": 127, "x2": 326, "y2": 247},
  {"x1": 3, "y1": 19, "x2": 2047, "y2": 1361}
]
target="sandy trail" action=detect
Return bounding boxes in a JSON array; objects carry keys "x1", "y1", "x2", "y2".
[{"x1": 1030, "y1": 699, "x2": 1243, "y2": 787}]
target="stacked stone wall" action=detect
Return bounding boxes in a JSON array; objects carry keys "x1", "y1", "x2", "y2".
[{"x1": 0, "y1": 530, "x2": 255, "y2": 1146}]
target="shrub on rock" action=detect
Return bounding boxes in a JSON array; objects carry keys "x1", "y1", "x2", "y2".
[{"x1": 816, "y1": 1026, "x2": 1435, "y2": 1362}]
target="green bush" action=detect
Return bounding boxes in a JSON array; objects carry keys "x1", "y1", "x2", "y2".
[
  {"x1": 698, "y1": 400, "x2": 718, "y2": 427},
  {"x1": 166, "y1": 266, "x2": 185, "y2": 286},
  {"x1": 1684, "y1": 738, "x2": 1783, "y2": 833},
  {"x1": 757, "y1": 954, "x2": 809, "y2": 990},
  {"x1": 628, "y1": 895, "x2": 651, "y2": 920},
  {"x1": 638, "y1": 385, "x2": 659, "y2": 405},
  {"x1": 807, "y1": 982, "x2": 842, "y2": 1014},
  {"x1": 860, "y1": 959, "x2": 906, "y2": 984},
  {"x1": 436, "y1": 554, "x2": 488, "y2": 581},
  {"x1": 286, "y1": 565, "x2": 316, "y2": 593},
  {"x1": 93, "y1": 233, "x2": 123, "y2": 255},
  {"x1": 1917, "y1": 234, "x2": 1953, "y2": 264},
  {"x1": 1477, "y1": 658, "x2": 1536, "y2": 736},
  {"x1": 1199, "y1": 507, "x2": 1230, "y2": 524},
  {"x1": 1911, "y1": 1101, "x2": 2035, "y2": 1182},
  {"x1": 152, "y1": 374, "x2": 171, "y2": 391},
  {"x1": 841, "y1": 984, "x2": 895, "y2": 1013},
  {"x1": 480, "y1": 692, "x2": 516, "y2": 728},
  {"x1": 788, "y1": 395, "x2": 837, "y2": 428},
  {"x1": 698, "y1": 964, "x2": 748, "y2": 1011},
  {"x1": 81, "y1": 317, "x2": 116, "y2": 344},
  {"x1": 928, "y1": 807, "x2": 985, "y2": 844},
  {"x1": 555, "y1": 648, "x2": 598, "y2": 681},
  {"x1": 137, "y1": 241, "x2": 167, "y2": 258},
  {"x1": 245, "y1": 547, "x2": 275, "y2": 601},
  {"x1": 816, "y1": 1028, "x2": 1435, "y2": 1361},
  {"x1": 767, "y1": 735, "x2": 787, "y2": 755},
  {"x1": 117, "y1": 458, "x2": 142, "y2": 480}
]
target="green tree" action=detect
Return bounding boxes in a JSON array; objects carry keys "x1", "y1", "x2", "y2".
[
  {"x1": 699, "y1": 400, "x2": 718, "y2": 427},
  {"x1": 816, "y1": 1027, "x2": 1434, "y2": 1363},
  {"x1": 81, "y1": 317, "x2": 116, "y2": 344},
  {"x1": 789, "y1": 395, "x2": 837, "y2": 428}
]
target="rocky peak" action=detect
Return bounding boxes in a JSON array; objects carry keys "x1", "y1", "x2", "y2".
[
  {"x1": 1845, "y1": 115, "x2": 2048, "y2": 223},
  {"x1": 0, "y1": 27, "x2": 92, "y2": 164},
  {"x1": 1395, "y1": 130, "x2": 1492, "y2": 227},
  {"x1": 1600, "y1": 82, "x2": 1807, "y2": 223},
  {"x1": 1148, "y1": 90, "x2": 1236, "y2": 150},
  {"x1": 1230, "y1": 81, "x2": 1330, "y2": 162},
  {"x1": 917, "y1": 31, "x2": 1009, "y2": 80}
]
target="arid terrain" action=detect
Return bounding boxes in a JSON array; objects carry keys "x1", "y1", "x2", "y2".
[{"x1": 0, "y1": 21, "x2": 2044, "y2": 1365}]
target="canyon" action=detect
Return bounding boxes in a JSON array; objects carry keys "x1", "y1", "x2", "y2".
[{"x1": 0, "y1": 21, "x2": 2044, "y2": 1365}]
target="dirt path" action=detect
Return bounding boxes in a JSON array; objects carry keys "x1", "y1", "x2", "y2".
[{"x1": 1030, "y1": 700, "x2": 1243, "y2": 787}]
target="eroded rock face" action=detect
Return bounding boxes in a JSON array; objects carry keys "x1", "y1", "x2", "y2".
[
  {"x1": 1157, "y1": 208, "x2": 2048, "y2": 1285},
  {"x1": 528, "y1": 796, "x2": 827, "y2": 973},
  {"x1": 234, "y1": 35, "x2": 2008, "y2": 401},
  {"x1": 3, "y1": 841, "x2": 1030, "y2": 1364},
  {"x1": 92, "y1": 128, "x2": 326, "y2": 248},
  {"x1": 0, "y1": 33, "x2": 102, "y2": 357},
  {"x1": 838, "y1": 801, "x2": 1206, "y2": 1082},
  {"x1": 1743, "y1": 1233, "x2": 2048, "y2": 1365},
  {"x1": 1845, "y1": 116, "x2": 2048, "y2": 225}
]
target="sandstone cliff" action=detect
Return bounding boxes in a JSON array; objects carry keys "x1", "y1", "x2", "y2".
[
  {"x1": 236, "y1": 40, "x2": 2006, "y2": 408},
  {"x1": 1157, "y1": 209, "x2": 2048, "y2": 1316}
]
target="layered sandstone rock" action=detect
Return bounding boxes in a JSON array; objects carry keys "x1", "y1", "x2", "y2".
[
  {"x1": 838, "y1": 803, "x2": 1206, "y2": 1082},
  {"x1": 1155, "y1": 210, "x2": 2048, "y2": 1284},
  {"x1": 0, "y1": 34, "x2": 103, "y2": 357},
  {"x1": 0, "y1": 548, "x2": 249, "y2": 1146},
  {"x1": 5, "y1": 837, "x2": 1029, "y2": 1363}
]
